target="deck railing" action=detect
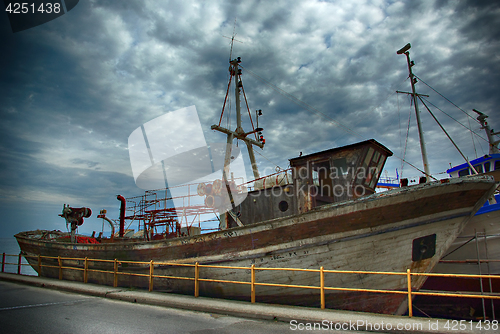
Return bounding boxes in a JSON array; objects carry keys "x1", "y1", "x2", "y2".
[{"x1": 2, "y1": 252, "x2": 500, "y2": 318}]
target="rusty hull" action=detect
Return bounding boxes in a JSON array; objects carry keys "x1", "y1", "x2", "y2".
[{"x1": 16, "y1": 175, "x2": 496, "y2": 315}]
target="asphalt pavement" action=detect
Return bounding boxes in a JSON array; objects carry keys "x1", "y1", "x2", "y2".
[
  {"x1": 0, "y1": 280, "x2": 299, "y2": 334},
  {"x1": 0, "y1": 272, "x2": 490, "y2": 334}
]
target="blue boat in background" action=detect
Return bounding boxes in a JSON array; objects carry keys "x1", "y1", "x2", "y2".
[
  {"x1": 414, "y1": 110, "x2": 500, "y2": 320},
  {"x1": 379, "y1": 45, "x2": 500, "y2": 319}
]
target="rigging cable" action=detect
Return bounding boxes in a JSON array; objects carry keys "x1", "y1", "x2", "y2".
[
  {"x1": 239, "y1": 64, "x2": 362, "y2": 139},
  {"x1": 397, "y1": 90, "x2": 402, "y2": 163},
  {"x1": 400, "y1": 95, "x2": 413, "y2": 180},
  {"x1": 254, "y1": 149, "x2": 284, "y2": 171},
  {"x1": 415, "y1": 75, "x2": 481, "y2": 124},
  {"x1": 418, "y1": 96, "x2": 479, "y2": 174},
  {"x1": 239, "y1": 65, "x2": 437, "y2": 180},
  {"x1": 419, "y1": 97, "x2": 488, "y2": 144},
  {"x1": 414, "y1": 74, "x2": 491, "y2": 157},
  {"x1": 468, "y1": 115, "x2": 478, "y2": 159}
]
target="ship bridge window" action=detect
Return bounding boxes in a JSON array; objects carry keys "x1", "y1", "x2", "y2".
[
  {"x1": 356, "y1": 147, "x2": 375, "y2": 185},
  {"x1": 331, "y1": 157, "x2": 348, "y2": 177},
  {"x1": 370, "y1": 154, "x2": 387, "y2": 188},
  {"x1": 485, "y1": 162, "x2": 491, "y2": 172},
  {"x1": 312, "y1": 170, "x2": 319, "y2": 186},
  {"x1": 352, "y1": 147, "x2": 386, "y2": 189},
  {"x1": 473, "y1": 164, "x2": 483, "y2": 174},
  {"x1": 365, "y1": 155, "x2": 379, "y2": 186},
  {"x1": 365, "y1": 149, "x2": 384, "y2": 188},
  {"x1": 495, "y1": 160, "x2": 500, "y2": 171},
  {"x1": 458, "y1": 169, "x2": 470, "y2": 177},
  {"x1": 312, "y1": 161, "x2": 332, "y2": 198}
]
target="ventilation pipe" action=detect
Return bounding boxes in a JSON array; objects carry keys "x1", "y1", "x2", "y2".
[{"x1": 117, "y1": 195, "x2": 126, "y2": 237}]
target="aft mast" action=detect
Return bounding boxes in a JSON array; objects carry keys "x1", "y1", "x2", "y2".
[{"x1": 397, "y1": 43, "x2": 431, "y2": 181}]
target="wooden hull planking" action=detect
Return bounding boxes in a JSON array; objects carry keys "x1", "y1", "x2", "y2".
[{"x1": 16, "y1": 175, "x2": 496, "y2": 314}]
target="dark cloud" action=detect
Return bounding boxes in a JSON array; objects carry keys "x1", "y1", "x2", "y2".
[
  {"x1": 0, "y1": 0, "x2": 499, "y2": 238},
  {"x1": 456, "y1": 1, "x2": 500, "y2": 42}
]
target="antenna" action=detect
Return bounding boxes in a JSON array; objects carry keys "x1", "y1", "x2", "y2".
[
  {"x1": 222, "y1": 18, "x2": 243, "y2": 60},
  {"x1": 473, "y1": 109, "x2": 500, "y2": 154}
]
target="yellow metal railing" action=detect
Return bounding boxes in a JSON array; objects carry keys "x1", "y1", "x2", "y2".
[{"x1": 2, "y1": 252, "x2": 500, "y2": 318}]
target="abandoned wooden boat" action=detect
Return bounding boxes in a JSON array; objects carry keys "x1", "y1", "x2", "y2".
[{"x1": 15, "y1": 56, "x2": 497, "y2": 315}]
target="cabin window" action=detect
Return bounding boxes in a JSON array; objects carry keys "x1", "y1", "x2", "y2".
[
  {"x1": 495, "y1": 160, "x2": 500, "y2": 171},
  {"x1": 312, "y1": 170, "x2": 319, "y2": 186},
  {"x1": 458, "y1": 169, "x2": 470, "y2": 177},
  {"x1": 331, "y1": 157, "x2": 348, "y2": 177},
  {"x1": 473, "y1": 164, "x2": 483, "y2": 174},
  {"x1": 356, "y1": 147, "x2": 375, "y2": 185},
  {"x1": 365, "y1": 149, "x2": 384, "y2": 188},
  {"x1": 372, "y1": 150, "x2": 381, "y2": 164},
  {"x1": 312, "y1": 161, "x2": 332, "y2": 198},
  {"x1": 365, "y1": 151, "x2": 380, "y2": 186},
  {"x1": 364, "y1": 147, "x2": 375, "y2": 167},
  {"x1": 369, "y1": 155, "x2": 387, "y2": 188},
  {"x1": 484, "y1": 162, "x2": 491, "y2": 172}
]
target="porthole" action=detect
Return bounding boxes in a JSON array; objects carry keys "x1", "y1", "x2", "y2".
[{"x1": 278, "y1": 200, "x2": 289, "y2": 212}]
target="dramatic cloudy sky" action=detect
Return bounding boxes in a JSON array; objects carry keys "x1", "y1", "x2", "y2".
[{"x1": 1, "y1": 0, "x2": 499, "y2": 238}]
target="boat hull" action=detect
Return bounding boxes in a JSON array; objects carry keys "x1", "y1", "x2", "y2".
[
  {"x1": 414, "y1": 195, "x2": 500, "y2": 319},
  {"x1": 16, "y1": 175, "x2": 496, "y2": 315}
]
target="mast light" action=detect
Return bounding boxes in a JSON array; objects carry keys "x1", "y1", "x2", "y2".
[{"x1": 397, "y1": 43, "x2": 411, "y2": 54}]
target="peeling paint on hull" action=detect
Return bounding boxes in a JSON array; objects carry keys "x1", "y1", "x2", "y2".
[{"x1": 16, "y1": 175, "x2": 496, "y2": 315}]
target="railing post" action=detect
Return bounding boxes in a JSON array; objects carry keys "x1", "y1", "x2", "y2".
[
  {"x1": 320, "y1": 266, "x2": 325, "y2": 309},
  {"x1": 149, "y1": 260, "x2": 154, "y2": 292},
  {"x1": 2, "y1": 253, "x2": 5, "y2": 273},
  {"x1": 84, "y1": 257, "x2": 88, "y2": 283},
  {"x1": 251, "y1": 264, "x2": 255, "y2": 303},
  {"x1": 17, "y1": 253, "x2": 22, "y2": 275},
  {"x1": 37, "y1": 255, "x2": 41, "y2": 276},
  {"x1": 113, "y1": 259, "x2": 118, "y2": 287},
  {"x1": 407, "y1": 269, "x2": 413, "y2": 317},
  {"x1": 194, "y1": 262, "x2": 199, "y2": 297},
  {"x1": 58, "y1": 256, "x2": 62, "y2": 280}
]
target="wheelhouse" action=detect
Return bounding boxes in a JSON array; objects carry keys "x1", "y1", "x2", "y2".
[{"x1": 447, "y1": 154, "x2": 500, "y2": 181}]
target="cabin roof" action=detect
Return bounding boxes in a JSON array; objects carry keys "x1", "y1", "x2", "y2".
[
  {"x1": 447, "y1": 154, "x2": 500, "y2": 174},
  {"x1": 289, "y1": 139, "x2": 393, "y2": 165}
]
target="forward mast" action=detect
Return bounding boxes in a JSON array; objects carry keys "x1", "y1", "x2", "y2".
[
  {"x1": 210, "y1": 57, "x2": 266, "y2": 228},
  {"x1": 211, "y1": 57, "x2": 265, "y2": 184}
]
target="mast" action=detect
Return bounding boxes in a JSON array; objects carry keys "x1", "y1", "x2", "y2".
[
  {"x1": 397, "y1": 43, "x2": 431, "y2": 180},
  {"x1": 211, "y1": 57, "x2": 265, "y2": 180},
  {"x1": 473, "y1": 109, "x2": 500, "y2": 155},
  {"x1": 211, "y1": 57, "x2": 265, "y2": 228}
]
